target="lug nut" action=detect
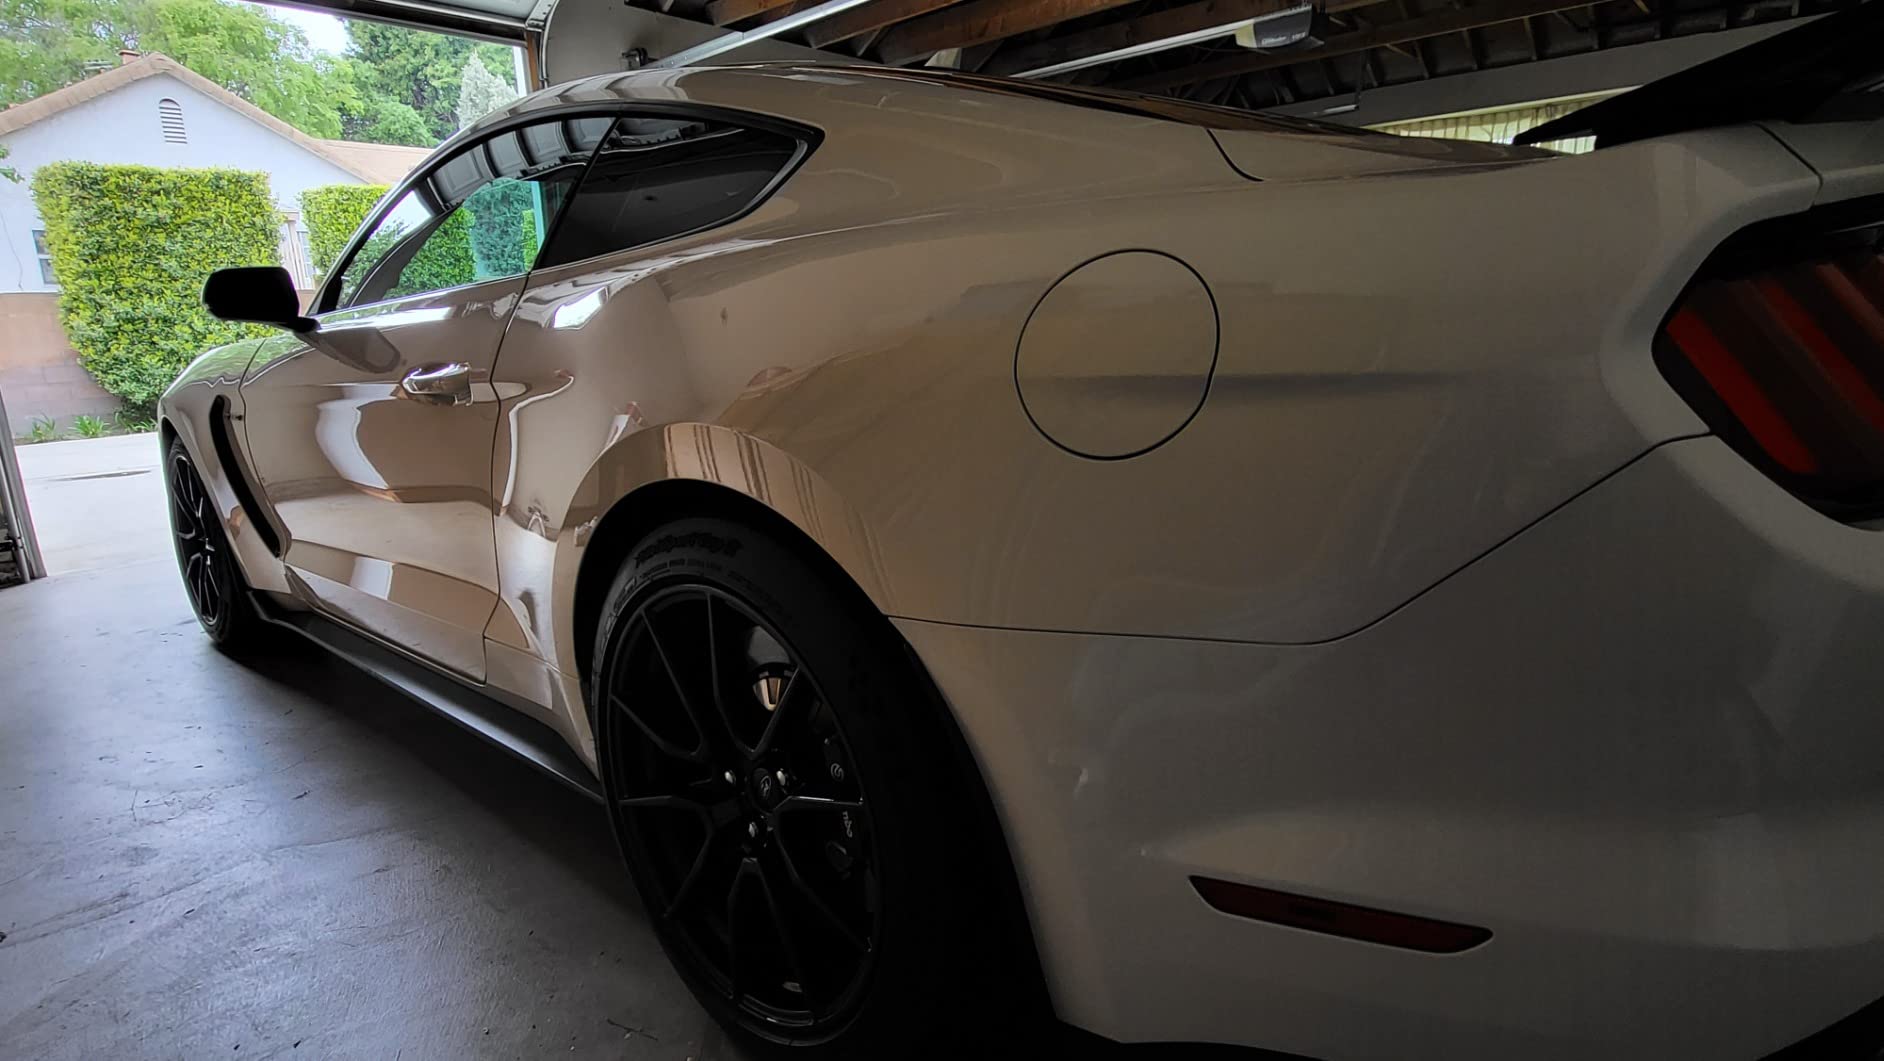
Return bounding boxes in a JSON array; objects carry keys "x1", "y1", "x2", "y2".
[
  {"x1": 724, "y1": 771, "x2": 737, "y2": 785},
  {"x1": 775, "y1": 769, "x2": 789, "y2": 788},
  {"x1": 747, "y1": 821, "x2": 759, "y2": 839},
  {"x1": 829, "y1": 762, "x2": 845, "y2": 782}
]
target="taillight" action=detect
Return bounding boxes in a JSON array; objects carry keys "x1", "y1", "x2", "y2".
[{"x1": 1656, "y1": 195, "x2": 1884, "y2": 517}]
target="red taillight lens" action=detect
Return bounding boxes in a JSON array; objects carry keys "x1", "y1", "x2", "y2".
[{"x1": 1656, "y1": 196, "x2": 1884, "y2": 516}]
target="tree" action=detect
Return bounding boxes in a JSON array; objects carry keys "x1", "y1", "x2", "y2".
[
  {"x1": 0, "y1": 0, "x2": 343, "y2": 135},
  {"x1": 329, "y1": 57, "x2": 433, "y2": 146},
  {"x1": 0, "y1": 0, "x2": 510, "y2": 146},
  {"x1": 344, "y1": 95, "x2": 434, "y2": 146},
  {"x1": 343, "y1": 20, "x2": 515, "y2": 142},
  {"x1": 455, "y1": 52, "x2": 517, "y2": 129}
]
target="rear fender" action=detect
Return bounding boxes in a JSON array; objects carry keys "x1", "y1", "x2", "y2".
[{"x1": 483, "y1": 420, "x2": 894, "y2": 760}]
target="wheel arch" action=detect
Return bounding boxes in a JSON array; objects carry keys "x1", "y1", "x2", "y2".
[
  {"x1": 560, "y1": 427, "x2": 1052, "y2": 1020},
  {"x1": 559, "y1": 423, "x2": 898, "y2": 692},
  {"x1": 569, "y1": 476, "x2": 877, "y2": 689}
]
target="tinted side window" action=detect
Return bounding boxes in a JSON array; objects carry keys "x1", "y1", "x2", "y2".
[
  {"x1": 332, "y1": 115, "x2": 612, "y2": 310},
  {"x1": 537, "y1": 116, "x2": 802, "y2": 269}
]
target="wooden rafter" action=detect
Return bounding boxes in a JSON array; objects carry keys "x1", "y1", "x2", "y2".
[
  {"x1": 877, "y1": 0, "x2": 1145, "y2": 64},
  {"x1": 805, "y1": 0, "x2": 960, "y2": 48},
  {"x1": 702, "y1": 0, "x2": 796, "y2": 25},
  {"x1": 1113, "y1": 0, "x2": 1603, "y2": 91}
]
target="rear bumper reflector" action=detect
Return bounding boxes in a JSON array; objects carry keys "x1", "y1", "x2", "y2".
[{"x1": 1190, "y1": 876, "x2": 1493, "y2": 954}]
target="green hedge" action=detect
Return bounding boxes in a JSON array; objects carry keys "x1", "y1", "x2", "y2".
[
  {"x1": 303, "y1": 182, "x2": 474, "y2": 297},
  {"x1": 32, "y1": 163, "x2": 280, "y2": 410},
  {"x1": 301, "y1": 183, "x2": 388, "y2": 282},
  {"x1": 381, "y1": 209, "x2": 475, "y2": 299},
  {"x1": 302, "y1": 179, "x2": 546, "y2": 303},
  {"x1": 468, "y1": 179, "x2": 535, "y2": 278}
]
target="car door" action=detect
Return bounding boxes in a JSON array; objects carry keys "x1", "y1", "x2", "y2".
[
  {"x1": 240, "y1": 114, "x2": 611, "y2": 680},
  {"x1": 479, "y1": 111, "x2": 815, "y2": 686}
]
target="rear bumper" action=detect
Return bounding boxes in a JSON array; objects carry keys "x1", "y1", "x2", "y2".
[{"x1": 898, "y1": 436, "x2": 1884, "y2": 1060}]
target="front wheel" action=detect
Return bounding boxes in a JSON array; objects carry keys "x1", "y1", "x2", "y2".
[
  {"x1": 165, "y1": 437, "x2": 264, "y2": 650},
  {"x1": 591, "y1": 516, "x2": 1036, "y2": 1056}
]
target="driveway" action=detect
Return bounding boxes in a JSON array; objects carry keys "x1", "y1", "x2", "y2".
[{"x1": 14, "y1": 432, "x2": 168, "y2": 574}]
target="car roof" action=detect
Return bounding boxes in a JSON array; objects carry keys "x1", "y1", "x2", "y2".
[{"x1": 467, "y1": 61, "x2": 1377, "y2": 140}]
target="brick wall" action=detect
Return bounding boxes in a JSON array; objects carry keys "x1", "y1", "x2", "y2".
[{"x1": 0, "y1": 292, "x2": 120, "y2": 429}]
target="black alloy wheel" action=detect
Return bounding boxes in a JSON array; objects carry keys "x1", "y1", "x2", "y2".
[
  {"x1": 170, "y1": 445, "x2": 225, "y2": 627},
  {"x1": 165, "y1": 437, "x2": 257, "y2": 647},
  {"x1": 601, "y1": 585, "x2": 880, "y2": 1031},
  {"x1": 592, "y1": 517, "x2": 1043, "y2": 1057}
]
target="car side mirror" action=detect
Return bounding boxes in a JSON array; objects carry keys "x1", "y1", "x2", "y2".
[{"x1": 202, "y1": 266, "x2": 318, "y2": 333}]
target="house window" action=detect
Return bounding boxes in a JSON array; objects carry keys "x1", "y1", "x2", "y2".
[
  {"x1": 158, "y1": 98, "x2": 186, "y2": 143},
  {"x1": 32, "y1": 230, "x2": 55, "y2": 285}
]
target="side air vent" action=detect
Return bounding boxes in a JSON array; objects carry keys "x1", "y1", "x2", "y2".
[
  {"x1": 1655, "y1": 195, "x2": 1884, "y2": 519},
  {"x1": 208, "y1": 397, "x2": 281, "y2": 556}
]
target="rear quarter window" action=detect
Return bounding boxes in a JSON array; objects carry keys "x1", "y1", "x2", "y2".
[{"x1": 537, "y1": 116, "x2": 805, "y2": 269}]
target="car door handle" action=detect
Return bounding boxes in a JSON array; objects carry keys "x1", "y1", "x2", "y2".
[{"x1": 400, "y1": 362, "x2": 473, "y2": 406}]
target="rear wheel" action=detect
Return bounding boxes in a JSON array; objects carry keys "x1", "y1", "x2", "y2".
[
  {"x1": 165, "y1": 437, "x2": 263, "y2": 650},
  {"x1": 591, "y1": 516, "x2": 1034, "y2": 1056}
]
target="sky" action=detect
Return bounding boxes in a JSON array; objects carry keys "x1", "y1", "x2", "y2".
[{"x1": 253, "y1": 3, "x2": 351, "y2": 53}]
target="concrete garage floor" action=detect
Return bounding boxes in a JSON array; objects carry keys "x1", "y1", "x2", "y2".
[
  {"x1": 2, "y1": 436, "x2": 743, "y2": 1059},
  {"x1": 0, "y1": 554, "x2": 748, "y2": 1059},
  {"x1": 0, "y1": 437, "x2": 732, "y2": 1059},
  {"x1": 0, "y1": 438, "x2": 1168, "y2": 1061}
]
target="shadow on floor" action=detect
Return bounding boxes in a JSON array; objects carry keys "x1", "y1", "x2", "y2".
[{"x1": 232, "y1": 636, "x2": 1304, "y2": 1061}]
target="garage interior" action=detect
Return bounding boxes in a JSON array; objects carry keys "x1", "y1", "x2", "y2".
[{"x1": 0, "y1": 0, "x2": 1851, "y2": 1056}]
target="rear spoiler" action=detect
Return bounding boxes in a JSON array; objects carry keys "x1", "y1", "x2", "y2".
[{"x1": 1515, "y1": 0, "x2": 1884, "y2": 148}]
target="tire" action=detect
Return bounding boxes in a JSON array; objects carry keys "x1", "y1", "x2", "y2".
[
  {"x1": 591, "y1": 516, "x2": 1036, "y2": 1057},
  {"x1": 165, "y1": 437, "x2": 264, "y2": 651}
]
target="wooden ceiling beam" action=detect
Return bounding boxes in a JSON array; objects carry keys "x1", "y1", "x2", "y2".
[
  {"x1": 877, "y1": 0, "x2": 1143, "y2": 64},
  {"x1": 703, "y1": 0, "x2": 797, "y2": 26},
  {"x1": 1113, "y1": 0, "x2": 1601, "y2": 91},
  {"x1": 985, "y1": 0, "x2": 1389, "y2": 76},
  {"x1": 805, "y1": 0, "x2": 960, "y2": 49}
]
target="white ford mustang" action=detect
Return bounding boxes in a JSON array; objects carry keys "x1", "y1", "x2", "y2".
[{"x1": 158, "y1": 6, "x2": 1883, "y2": 1057}]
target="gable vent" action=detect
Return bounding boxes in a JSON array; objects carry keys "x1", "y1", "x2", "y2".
[{"x1": 158, "y1": 98, "x2": 186, "y2": 143}]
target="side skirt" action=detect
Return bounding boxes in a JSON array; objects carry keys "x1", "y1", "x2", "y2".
[{"x1": 250, "y1": 592, "x2": 604, "y2": 803}]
